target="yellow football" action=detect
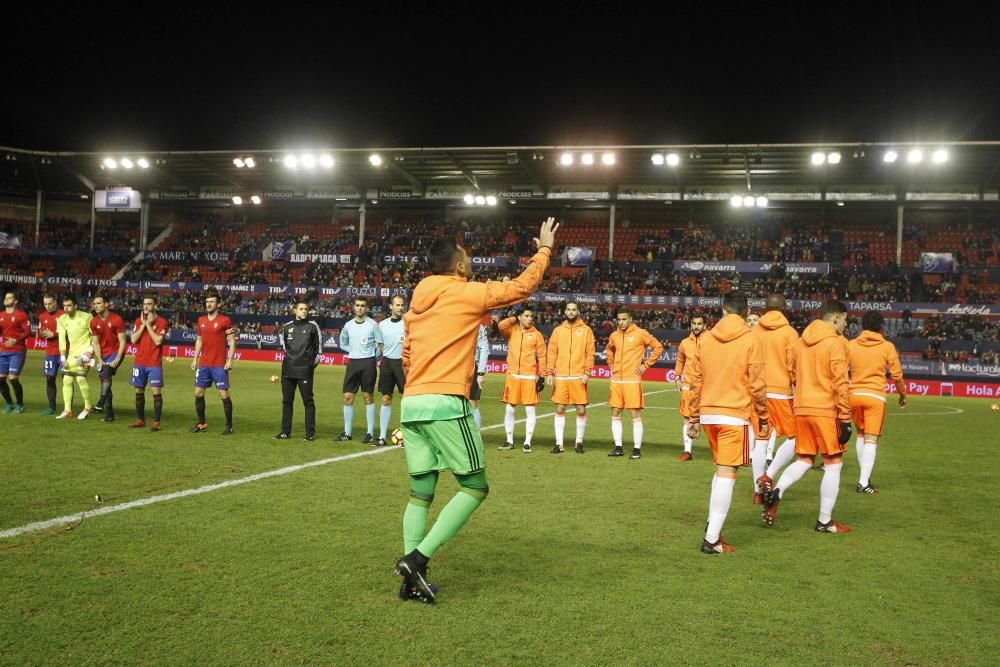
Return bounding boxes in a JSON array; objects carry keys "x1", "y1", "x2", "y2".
[{"x1": 270, "y1": 375, "x2": 279, "y2": 383}]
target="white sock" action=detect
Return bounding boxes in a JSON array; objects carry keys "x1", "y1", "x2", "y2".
[
  {"x1": 379, "y1": 405, "x2": 391, "y2": 439},
  {"x1": 776, "y1": 459, "x2": 811, "y2": 498},
  {"x1": 855, "y1": 435, "x2": 864, "y2": 468},
  {"x1": 473, "y1": 408, "x2": 481, "y2": 430},
  {"x1": 611, "y1": 416, "x2": 623, "y2": 448},
  {"x1": 504, "y1": 404, "x2": 516, "y2": 443},
  {"x1": 343, "y1": 405, "x2": 354, "y2": 436},
  {"x1": 819, "y1": 462, "x2": 843, "y2": 523},
  {"x1": 524, "y1": 406, "x2": 536, "y2": 444},
  {"x1": 705, "y1": 475, "x2": 736, "y2": 543},
  {"x1": 766, "y1": 439, "x2": 796, "y2": 479},
  {"x1": 706, "y1": 473, "x2": 719, "y2": 522},
  {"x1": 859, "y1": 443, "x2": 877, "y2": 487},
  {"x1": 632, "y1": 418, "x2": 643, "y2": 449},
  {"x1": 682, "y1": 423, "x2": 693, "y2": 453},
  {"x1": 751, "y1": 441, "x2": 767, "y2": 492},
  {"x1": 365, "y1": 403, "x2": 375, "y2": 435},
  {"x1": 575, "y1": 415, "x2": 587, "y2": 443},
  {"x1": 766, "y1": 429, "x2": 777, "y2": 461},
  {"x1": 554, "y1": 413, "x2": 566, "y2": 446}
]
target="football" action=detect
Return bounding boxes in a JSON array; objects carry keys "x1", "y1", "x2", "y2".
[{"x1": 389, "y1": 428, "x2": 404, "y2": 447}]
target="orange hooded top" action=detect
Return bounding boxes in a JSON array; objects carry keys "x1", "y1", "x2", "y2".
[
  {"x1": 546, "y1": 319, "x2": 595, "y2": 378},
  {"x1": 793, "y1": 319, "x2": 851, "y2": 421},
  {"x1": 403, "y1": 247, "x2": 551, "y2": 397},
  {"x1": 674, "y1": 332, "x2": 701, "y2": 387},
  {"x1": 848, "y1": 330, "x2": 905, "y2": 398},
  {"x1": 752, "y1": 310, "x2": 799, "y2": 396},
  {"x1": 498, "y1": 317, "x2": 547, "y2": 378},
  {"x1": 605, "y1": 324, "x2": 664, "y2": 381},
  {"x1": 687, "y1": 313, "x2": 768, "y2": 422}
]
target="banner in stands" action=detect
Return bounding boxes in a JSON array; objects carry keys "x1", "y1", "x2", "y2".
[
  {"x1": 424, "y1": 185, "x2": 492, "y2": 200},
  {"x1": 921, "y1": 252, "x2": 955, "y2": 274},
  {"x1": 306, "y1": 186, "x2": 361, "y2": 199},
  {"x1": 381, "y1": 255, "x2": 510, "y2": 267},
  {"x1": 547, "y1": 185, "x2": 610, "y2": 200},
  {"x1": 825, "y1": 185, "x2": 896, "y2": 201},
  {"x1": 265, "y1": 242, "x2": 296, "y2": 261},
  {"x1": 367, "y1": 186, "x2": 421, "y2": 200},
  {"x1": 673, "y1": 260, "x2": 831, "y2": 275},
  {"x1": 199, "y1": 187, "x2": 239, "y2": 200},
  {"x1": 0, "y1": 232, "x2": 22, "y2": 249},
  {"x1": 150, "y1": 189, "x2": 194, "y2": 199},
  {"x1": 497, "y1": 185, "x2": 544, "y2": 199},
  {"x1": 563, "y1": 247, "x2": 595, "y2": 266},
  {"x1": 287, "y1": 253, "x2": 352, "y2": 264},
  {"x1": 144, "y1": 250, "x2": 231, "y2": 263},
  {"x1": 764, "y1": 187, "x2": 823, "y2": 201},
  {"x1": 617, "y1": 186, "x2": 682, "y2": 201},
  {"x1": 906, "y1": 185, "x2": 980, "y2": 201},
  {"x1": 2, "y1": 271, "x2": 999, "y2": 315},
  {"x1": 95, "y1": 187, "x2": 141, "y2": 212}
]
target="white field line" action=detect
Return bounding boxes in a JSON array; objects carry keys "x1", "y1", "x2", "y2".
[{"x1": 1, "y1": 388, "x2": 676, "y2": 540}]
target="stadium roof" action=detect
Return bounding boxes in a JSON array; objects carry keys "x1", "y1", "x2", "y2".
[{"x1": 3, "y1": 142, "x2": 1000, "y2": 203}]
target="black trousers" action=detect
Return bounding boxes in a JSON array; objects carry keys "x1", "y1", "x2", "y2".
[{"x1": 281, "y1": 372, "x2": 316, "y2": 435}]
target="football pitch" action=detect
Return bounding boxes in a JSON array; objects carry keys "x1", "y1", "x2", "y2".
[{"x1": 1, "y1": 352, "x2": 996, "y2": 665}]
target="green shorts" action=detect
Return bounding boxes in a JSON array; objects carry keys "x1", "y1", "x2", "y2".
[{"x1": 401, "y1": 394, "x2": 485, "y2": 476}]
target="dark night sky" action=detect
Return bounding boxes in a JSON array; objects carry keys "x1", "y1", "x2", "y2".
[{"x1": 5, "y1": 3, "x2": 1000, "y2": 152}]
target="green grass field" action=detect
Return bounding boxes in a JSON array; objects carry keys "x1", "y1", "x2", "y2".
[{"x1": 1, "y1": 351, "x2": 997, "y2": 665}]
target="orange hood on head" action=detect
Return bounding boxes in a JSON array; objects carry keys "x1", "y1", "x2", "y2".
[
  {"x1": 710, "y1": 313, "x2": 751, "y2": 343},
  {"x1": 758, "y1": 311, "x2": 790, "y2": 331},
  {"x1": 854, "y1": 330, "x2": 885, "y2": 347},
  {"x1": 801, "y1": 319, "x2": 840, "y2": 347}
]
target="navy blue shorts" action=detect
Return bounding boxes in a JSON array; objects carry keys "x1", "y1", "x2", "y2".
[
  {"x1": 195, "y1": 366, "x2": 229, "y2": 389},
  {"x1": 42, "y1": 355, "x2": 61, "y2": 378},
  {"x1": 130, "y1": 365, "x2": 164, "y2": 389}
]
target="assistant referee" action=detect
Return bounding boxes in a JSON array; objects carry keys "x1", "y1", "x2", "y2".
[
  {"x1": 376, "y1": 295, "x2": 407, "y2": 446},
  {"x1": 337, "y1": 297, "x2": 382, "y2": 443}
]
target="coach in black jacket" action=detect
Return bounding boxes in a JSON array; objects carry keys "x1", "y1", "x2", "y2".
[{"x1": 275, "y1": 300, "x2": 323, "y2": 441}]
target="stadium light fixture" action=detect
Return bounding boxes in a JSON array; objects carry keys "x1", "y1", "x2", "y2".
[
  {"x1": 907, "y1": 148, "x2": 923, "y2": 164},
  {"x1": 233, "y1": 157, "x2": 245, "y2": 168},
  {"x1": 474, "y1": 195, "x2": 486, "y2": 206},
  {"x1": 883, "y1": 150, "x2": 898, "y2": 163},
  {"x1": 463, "y1": 194, "x2": 475, "y2": 205},
  {"x1": 283, "y1": 155, "x2": 298, "y2": 169},
  {"x1": 301, "y1": 154, "x2": 317, "y2": 169},
  {"x1": 559, "y1": 152, "x2": 574, "y2": 166},
  {"x1": 244, "y1": 157, "x2": 256, "y2": 168},
  {"x1": 485, "y1": 195, "x2": 498, "y2": 206},
  {"x1": 103, "y1": 158, "x2": 117, "y2": 169},
  {"x1": 810, "y1": 151, "x2": 826, "y2": 166},
  {"x1": 932, "y1": 148, "x2": 949, "y2": 164},
  {"x1": 581, "y1": 153, "x2": 595, "y2": 165},
  {"x1": 250, "y1": 195, "x2": 261, "y2": 205},
  {"x1": 756, "y1": 196, "x2": 768, "y2": 208},
  {"x1": 369, "y1": 154, "x2": 383, "y2": 166},
  {"x1": 666, "y1": 153, "x2": 680, "y2": 167},
  {"x1": 651, "y1": 153, "x2": 665, "y2": 165},
  {"x1": 121, "y1": 158, "x2": 134, "y2": 169},
  {"x1": 730, "y1": 195, "x2": 744, "y2": 208},
  {"x1": 232, "y1": 196, "x2": 243, "y2": 205},
  {"x1": 319, "y1": 154, "x2": 334, "y2": 168},
  {"x1": 137, "y1": 158, "x2": 150, "y2": 169},
  {"x1": 601, "y1": 152, "x2": 615, "y2": 166},
  {"x1": 743, "y1": 195, "x2": 755, "y2": 207},
  {"x1": 827, "y1": 152, "x2": 841, "y2": 165}
]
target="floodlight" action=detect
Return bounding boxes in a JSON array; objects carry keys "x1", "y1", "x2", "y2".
[
  {"x1": 932, "y1": 148, "x2": 948, "y2": 164},
  {"x1": 250, "y1": 195, "x2": 261, "y2": 205},
  {"x1": 284, "y1": 155, "x2": 298, "y2": 169},
  {"x1": 232, "y1": 196, "x2": 243, "y2": 205},
  {"x1": 756, "y1": 196, "x2": 768, "y2": 208},
  {"x1": 103, "y1": 158, "x2": 117, "y2": 169},
  {"x1": 319, "y1": 154, "x2": 334, "y2": 168},
  {"x1": 730, "y1": 195, "x2": 744, "y2": 207},
  {"x1": 666, "y1": 153, "x2": 680, "y2": 166},
  {"x1": 369, "y1": 154, "x2": 383, "y2": 166},
  {"x1": 651, "y1": 153, "x2": 665, "y2": 165},
  {"x1": 233, "y1": 158, "x2": 245, "y2": 168},
  {"x1": 581, "y1": 153, "x2": 594, "y2": 165},
  {"x1": 907, "y1": 149, "x2": 923, "y2": 163},
  {"x1": 601, "y1": 153, "x2": 615, "y2": 165},
  {"x1": 137, "y1": 158, "x2": 150, "y2": 169},
  {"x1": 485, "y1": 195, "x2": 498, "y2": 206},
  {"x1": 559, "y1": 152, "x2": 574, "y2": 166},
  {"x1": 827, "y1": 152, "x2": 841, "y2": 164},
  {"x1": 811, "y1": 152, "x2": 826, "y2": 165},
  {"x1": 883, "y1": 150, "x2": 898, "y2": 163},
  {"x1": 121, "y1": 158, "x2": 134, "y2": 169},
  {"x1": 463, "y1": 194, "x2": 475, "y2": 205}
]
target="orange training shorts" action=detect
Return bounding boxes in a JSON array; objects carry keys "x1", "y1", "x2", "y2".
[
  {"x1": 767, "y1": 397, "x2": 797, "y2": 438},
  {"x1": 793, "y1": 415, "x2": 845, "y2": 458},
  {"x1": 609, "y1": 380, "x2": 644, "y2": 410},
  {"x1": 552, "y1": 378, "x2": 589, "y2": 406},
  {"x1": 849, "y1": 392, "x2": 886, "y2": 437},
  {"x1": 704, "y1": 424, "x2": 750, "y2": 467},
  {"x1": 502, "y1": 375, "x2": 539, "y2": 406}
]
